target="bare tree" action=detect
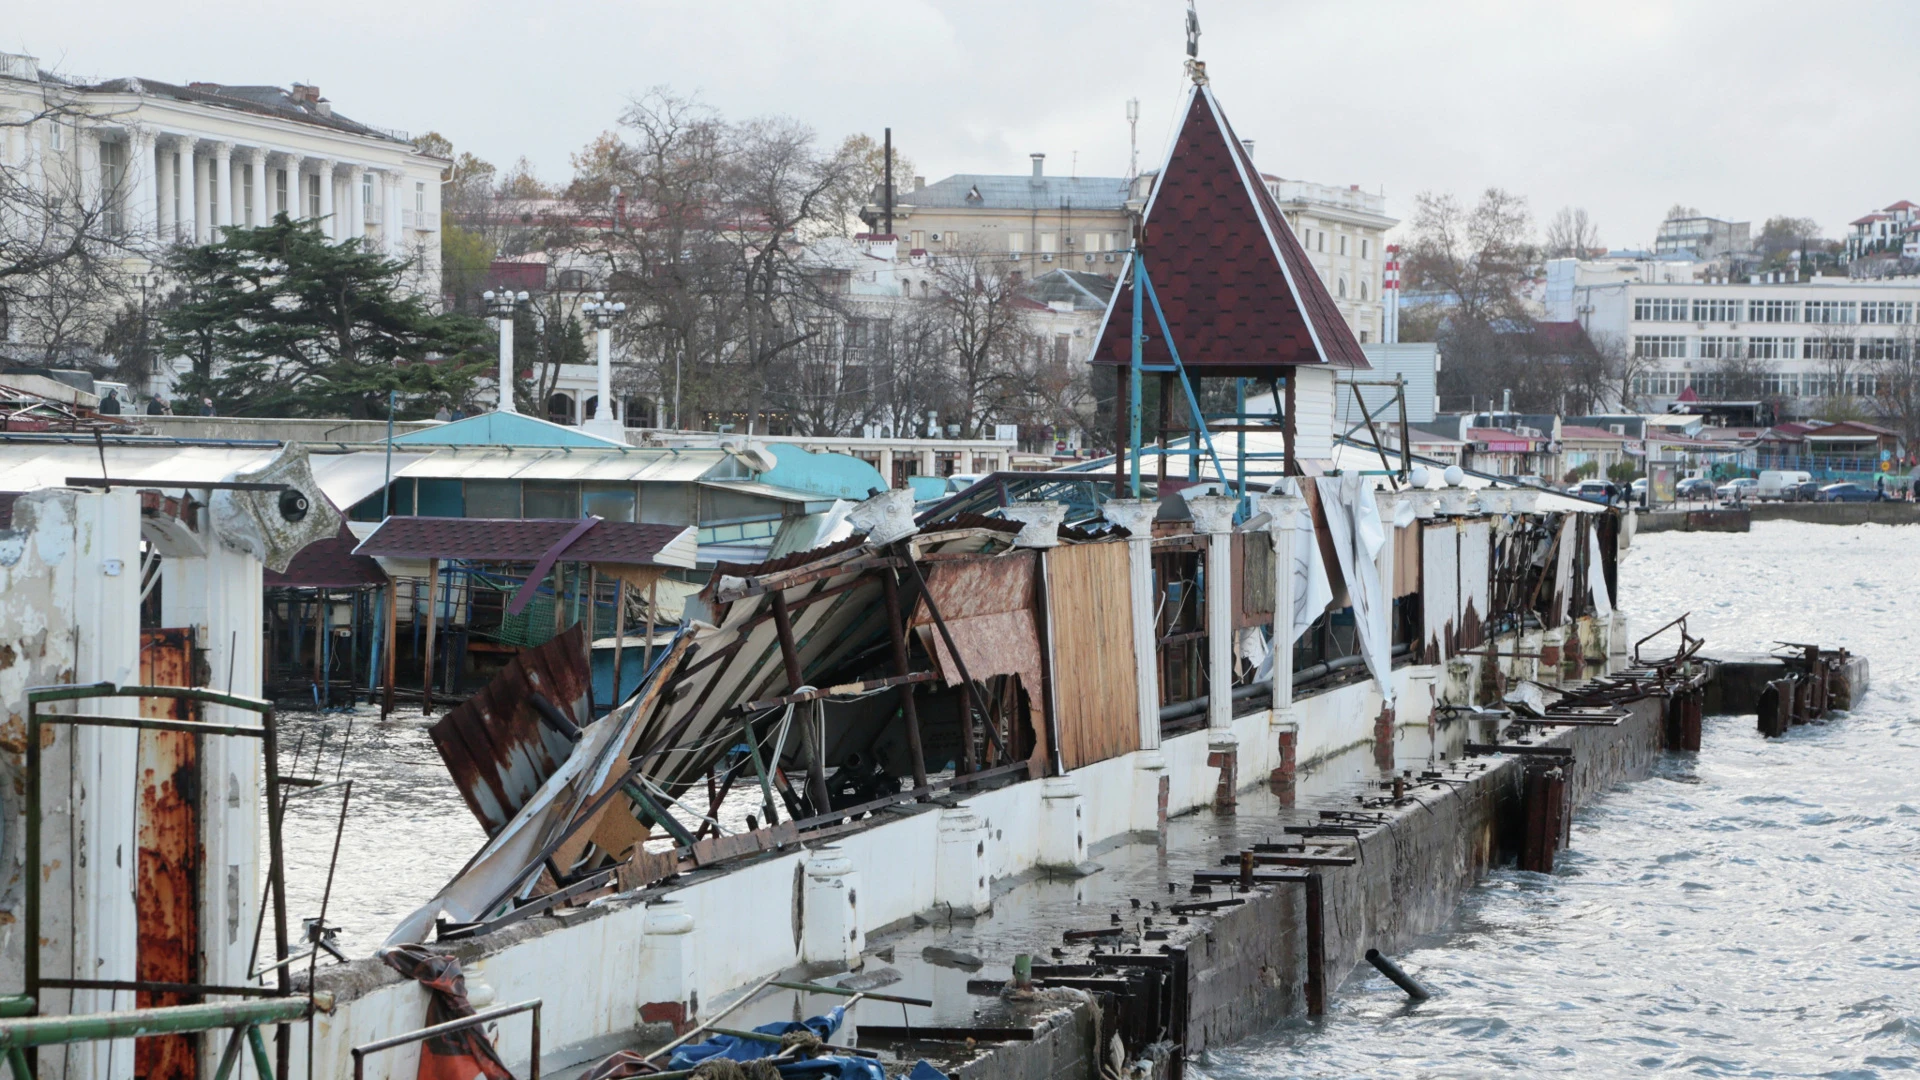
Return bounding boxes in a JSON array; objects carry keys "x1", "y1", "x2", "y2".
[
  {"x1": 1544, "y1": 206, "x2": 1603, "y2": 260},
  {"x1": 915, "y1": 245, "x2": 1036, "y2": 438},
  {"x1": 1402, "y1": 188, "x2": 1536, "y2": 326},
  {"x1": 0, "y1": 90, "x2": 141, "y2": 366}
]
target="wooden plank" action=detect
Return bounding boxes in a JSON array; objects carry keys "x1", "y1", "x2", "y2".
[{"x1": 1043, "y1": 542, "x2": 1139, "y2": 770}]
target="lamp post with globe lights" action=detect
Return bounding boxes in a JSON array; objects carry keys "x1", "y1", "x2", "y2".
[
  {"x1": 581, "y1": 293, "x2": 627, "y2": 439},
  {"x1": 482, "y1": 289, "x2": 529, "y2": 413}
]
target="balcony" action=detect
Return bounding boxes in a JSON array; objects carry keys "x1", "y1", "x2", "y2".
[{"x1": 363, "y1": 202, "x2": 382, "y2": 225}]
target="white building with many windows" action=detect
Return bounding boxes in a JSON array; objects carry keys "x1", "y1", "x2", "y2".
[
  {"x1": 1546, "y1": 256, "x2": 1916, "y2": 413},
  {"x1": 1262, "y1": 175, "x2": 1396, "y2": 344},
  {"x1": 0, "y1": 51, "x2": 446, "y2": 361}
]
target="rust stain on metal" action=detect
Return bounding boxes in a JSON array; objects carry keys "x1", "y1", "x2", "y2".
[
  {"x1": 431, "y1": 624, "x2": 594, "y2": 836},
  {"x1": 136, "y1": 626, "x2": 201, "y2": 1080}
]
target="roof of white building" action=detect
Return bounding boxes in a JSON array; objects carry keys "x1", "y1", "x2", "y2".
[{"x1": 70, "y1": 77, "x2": 417, "y2": 146}]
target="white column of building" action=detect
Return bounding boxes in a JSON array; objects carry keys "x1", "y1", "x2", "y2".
[
  {"x1": 1102, "y1": 498, "x2": 1162, "y2": 751},
  {"x1": 382, "y1": 172, "x2": 400, "y2": 250},
  {"x1": 131, "y1": 129, "x2": 159, "y2": 241},
  {"x1": 316, "y1": 159, "x2": 336, "y2": 238},
  {"x1": 210, "y1": 141, "x2": 232, "y2": 234},
  {"x1": 2, "y1": 110, "x2": 21, "y2": 169},
  {"x1": 346, "y1": 164, "x2": 365, "y2": 246},
  {"x1": 249, "y1": 147, "x2": 269, "y2": 226},
  {"x1": 187, "y1": 140, "x2": 205, "y2": 243},
  {"x1": 1188, "y1": 495, "x2": 1239, "y2": 733},
  {"x1": 155, "y1": 135, "x2": 175, "y2": 241},
  {"x1": 1374, "y1": 489, "x2": 1402, "y2": 704},
  {"x1": 78, "y1": 128, "x2": 102, "y2": 217},
  {"x1": 282, "y1": 154, "x2": 304, "y2": 222}
]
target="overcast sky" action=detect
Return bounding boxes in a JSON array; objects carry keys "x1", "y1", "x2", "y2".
[{"x1": 12, "y1": 1, "x2": 1917, "y2": 245}]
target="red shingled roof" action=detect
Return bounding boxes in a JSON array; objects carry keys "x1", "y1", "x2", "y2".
[
  {"x1": 265, "y1": 523, "x2": 389, "y2": 588},
  {"x1": 353, "y1": 517, "x2": 696, "y2": 566},
  {"x1": 1091, "y1": 84, "x2": 1368, "y2": 374},
  {"x1": 1884, "y1": 200, "x2": 1916, "y2": 211}
]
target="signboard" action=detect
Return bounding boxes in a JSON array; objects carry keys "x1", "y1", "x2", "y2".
[{"x1": 1652, "y1": 465, "x2": 1676, "y2": 504}]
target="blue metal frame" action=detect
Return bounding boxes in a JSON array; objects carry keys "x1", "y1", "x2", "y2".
[{"x1": 1126, "y1": 252, "x2": 1297, "y2": 515}]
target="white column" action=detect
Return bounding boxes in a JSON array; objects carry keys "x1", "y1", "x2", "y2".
[
  {"x1": 281, "y1": 154, "x2": 303, "y2": 221},
  {"x1": 1189, "y1": 495, "x2": 1239, "y2": 734},
  {"x1": 496, "y1": 306, "x2": 517, "y2": 413},
  {"x1": 589, "y1": 323, "x2": 617, "y2": 438},
  {"x1": 155, "y1": 136, "x2": 175, "y2": 241},
  {"x1": 3, "y1": 110, "x2": 22, "y2": 169},
  {"x1": 210, "y1": 141, "x2": 232, "y2": 233},
  {"x1": 346, "y1": 164, "x2": 365, "y2": 245},
  {"x1": 1260, "y1": 487, "x2": 1306, "y2": 713},
  {"x1": 130, "y1": 129, "x2": 158, "y2": 241},
  {"x1": 187, "y1": 141, "x2": 205, "y2": 243},
  {"x1": 249, "y1": 147, "x2": 269, "y2": 226},
  {"x1": 1374, "y1": 489, "x2": 1402, "y2": 690},
  {"x1": 1102, "y1": 498, "x2": 1162, "y2": 751},
  {"x1": 316, "y1": 159, "x2": 336, "y2": 238},
  {"x1": 385, "y1": 172, "x2": 404, "y2": 251}
]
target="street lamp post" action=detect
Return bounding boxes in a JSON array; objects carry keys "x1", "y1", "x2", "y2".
[
  {"x1": 482, "y1": 289, "x2": 529, "y2": 413},
  {"x1": 581, "y1": 292, "x2": 627, "y2": 440}
]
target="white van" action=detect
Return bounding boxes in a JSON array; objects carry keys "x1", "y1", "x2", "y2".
[{"x1": 1757, "y1": 470, "x2": 1811, "y2": 500}]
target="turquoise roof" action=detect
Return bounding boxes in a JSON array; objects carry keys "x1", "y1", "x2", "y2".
[
  {"x1": 756, "y1": 444, "x2": 887, "y2": 500},
  {"x1": 390, "y1": 412, "x2": 628, "y2": 449}
]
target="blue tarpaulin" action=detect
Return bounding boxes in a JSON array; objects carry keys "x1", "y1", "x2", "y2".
[{"x1": 665, "y1": 1007, "x2": 887, "y2": 1079}]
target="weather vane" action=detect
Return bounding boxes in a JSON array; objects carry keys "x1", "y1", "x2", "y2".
[{"x1": 1185, "y1": 1, "x2": 1207, "y2": 84}]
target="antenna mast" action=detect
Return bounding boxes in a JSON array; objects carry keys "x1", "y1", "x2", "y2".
[{"x1": 1126, "y1": 98, "x2": 1140, "y2": 177}]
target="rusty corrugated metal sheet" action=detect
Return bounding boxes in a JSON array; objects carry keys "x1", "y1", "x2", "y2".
[
  {"x1": 137, "y1": 627, "x2": 200, "y2": 1080},
  {"x1": 430, "y1": 625, "x2": 593, "y2": 836}
]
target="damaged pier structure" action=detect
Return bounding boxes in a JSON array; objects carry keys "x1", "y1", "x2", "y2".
[{"x1": 0, "y1": 58, "x2": 1872, "y2": 1080}]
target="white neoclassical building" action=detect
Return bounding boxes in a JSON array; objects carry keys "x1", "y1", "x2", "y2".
[{"x1": 0, "y1": 50, "x2": 445, "y2": 306}]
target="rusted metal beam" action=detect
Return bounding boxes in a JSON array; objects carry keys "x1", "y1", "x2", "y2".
[
  {"x1": 421, "y1": 559, "x2": 439, "y2": 715},
  {"x1": 881, "y1": 569, "x2": 930, "y2": 790},
  {"x1": 768, "y1": 590, "x2": 832, "y2": 815},
  {"x1": 735, "y1": 671, "x2": 938, "y2": 714},
  {"x1": 714, "y1": 554, "x2": 905, "y2": 604}
]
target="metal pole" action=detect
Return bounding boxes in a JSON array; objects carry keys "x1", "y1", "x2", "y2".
[
  {"x1": 1364, "y1": 948, "x2": 1431, "y2": 1001},
  {"x1": 610, "y1": 578, "x2": 627, "y2": 712},
  {"x1": 421, "y1": 561, "x2": 439, "y2": 715},
  {"x1": 261, "y1": 709, "x2": 292, "y2": 1080},
  {"x1": 879, "y1": 570, "x2": 929, "y2": 790},
  {"x1": 381, "y1": 388, "x2": 395, "y2": 518},
  {"x1": 382, "y1": 582, "x2": 397, "y2": 718},
  {"x1": 0, "y1": 999, "x2": 313, "y2": 1048},
  {"x1": 643, "y1": 580, "x2": 657, "y2": 677},
  {"x1": 1129, "y1": 253, "x2": 1145, "y2": 497}
]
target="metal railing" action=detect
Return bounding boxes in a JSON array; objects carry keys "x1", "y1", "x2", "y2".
[{"x1": 351, "y1": 999, "x2": 542, "y2": 1080}]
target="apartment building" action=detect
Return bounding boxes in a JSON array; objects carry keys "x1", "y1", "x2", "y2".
[
  {"x1": 1546, "y1": 256, "x2": 1917, "y2": 413},
  {"x1": 1844, "y1": 200, "x2": 1920, "y2": 261},
  {"x1": 1264, "y1": 175, "x2": 1396, "y2": 343},
  {"x1": 867, "y1": 151, "x2": 1394, "y2": 343}
]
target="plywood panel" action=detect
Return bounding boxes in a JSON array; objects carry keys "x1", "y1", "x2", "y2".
[{"x1": 1044, "y1": 542, "x2": 1141, "y2": 770}]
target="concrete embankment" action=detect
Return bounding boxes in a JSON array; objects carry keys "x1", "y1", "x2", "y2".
[
  {"x1": 1747, "y1": 501, "x2": 1920, "y2": 526},
  {"x1": 1637, "y1": 508, "x2": 1751, "y2": 533}
]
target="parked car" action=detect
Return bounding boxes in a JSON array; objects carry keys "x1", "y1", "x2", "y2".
[
  {"x1": 1788, "y1": 480, "x2": 1821, "y2": 501},
  {"x1": 1716, "y1": 477, "x2": 1759, "y2": 501},
  {"x1": 1676, "y1": 477, "x2": 1716, "y2": 500},
  {"x1": 1567, "y1": 479, "x2": 1618, "y2": 503},
  {"x1": 1817, "y1": 482, "x2": 1884, "y2": 503}
]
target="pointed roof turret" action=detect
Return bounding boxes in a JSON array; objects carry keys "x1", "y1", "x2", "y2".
[{"x1": 1092, "y1": 84, "x2": 1370, "y2": 374}]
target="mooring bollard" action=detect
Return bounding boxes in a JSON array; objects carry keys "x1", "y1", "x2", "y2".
[{"x1": 1365, "y1": 948, "x2": 1431, "y2": 1001}]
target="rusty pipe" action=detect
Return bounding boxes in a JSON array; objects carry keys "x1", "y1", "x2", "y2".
[{"x1": 1364, "y1": 948, "x2": 1431, "y2": 1001}]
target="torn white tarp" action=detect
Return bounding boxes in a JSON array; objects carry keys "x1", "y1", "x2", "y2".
[
  {"x1": 1283, "y1": 482, "x2": 1334, "y2": 646},
  {"x1": 1316, "y1": 473, "x2": 1394, "y2": 704},
  {"x1": 1587, "y1": 522, "x2": 1612, "y2": 619},
  {"x1": 385, "y1": 696, "x2": 646, "y2": 945}
]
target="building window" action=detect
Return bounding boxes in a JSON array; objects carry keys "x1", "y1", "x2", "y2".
[
  {"x1": 1360, "y1": 280, "x2": 1369, "y2": 301},
  {"x1": 1361, "y1": 239, "x2": 1371, "y2": 259},
  {"x1": 1691, "y1": 298, "x2": 1741, "y2": 322},
  {"x1": 1860, "y1": 301, "x2": 1913, "y2": 325},
  {"x1": 275, "y1": 169, "x2": 288, "y2": 216},
  {"x1": 1632, "y1": 335, "x2": 1687, "y2": 359},
  {"x1": 1633, "y1": 297, "x2": 1689, "y2": 322},
  {"x1": 1860, "y1": 337, "x2": 1909, "y2": 361},
  {"x1": 415, "y1": 181, "x2": 426, "y2": 219},
  {"x1": 1805, "y1": 300, "x2": 1856, "y2": 325},
  {"x1": 1039, "y1": 232, "x2": 1057, "y2": 254},
  {"x1": 1748, "y1": 299, "x2": 1799, "y2": 323},
  {"x1": 1317, "y1": 232, "x2": 1325, "y2": 253},
  {"x1": 242, "y1": 167, "x2": 254, "y2": 222},
  {"x1": 48, "y1": 121, "x2": 63, "y2": 151},
  {"x1": 1698, "y1": 335, "x2": 1741, "y2": 360},
  {"x1": 1803, "y1": 336, "x2": 1856, "y2": 361},
  {"x1": 306, "y1": 175, "x2": 321, "y2": 219},
  {"x1": 1631, "y1": 370, "x2": 1688, "y2": 396},
  {"x1": 1747, "y1": 336, "x2": 1793, "y2": 360},
  {"x1": 1007, "y1": 232, "x2": 1024, "y2": 255},
  {"x1": 98, "y1": 140, "x2": 126, "y2": 233},
  {"x1": 1761, "y1": 372, "x2": 1801, "y2": 397},
  {"x1": 1338, "y1": 235, "x2": 1348, "y2": 256},
  {"x1": 361, "y1": 171, "x2": 373, "y2": 214}
]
